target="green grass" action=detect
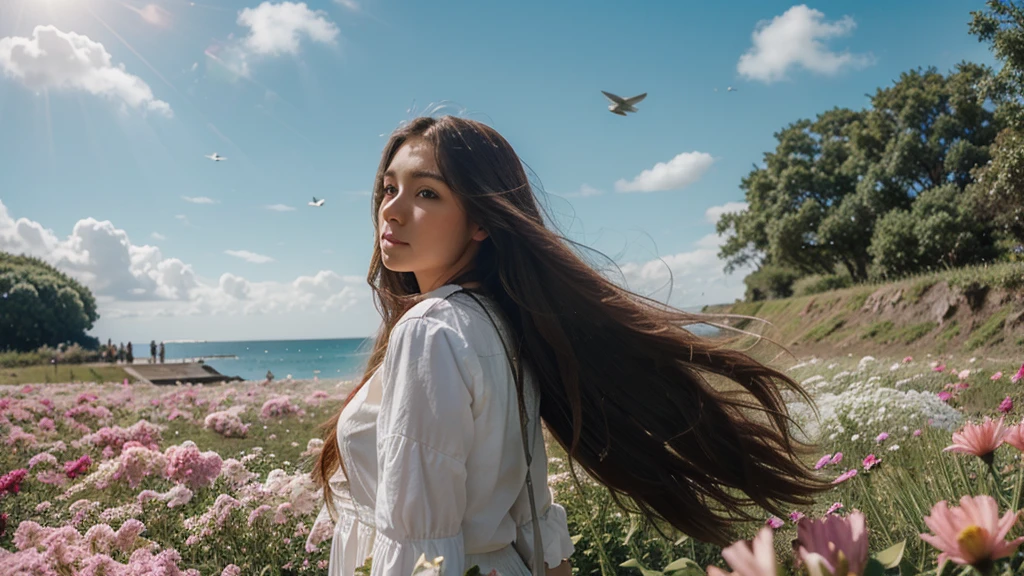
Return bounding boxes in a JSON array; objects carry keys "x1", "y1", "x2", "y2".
[
  {"x1": 862, "y1": 320, "x2": 896, "y2": 343},
  {"x1": 845, "y1": 290, "x2": 871, "y2": 312},
  {"x1": 964, "y1": 306, "x2": 1013, "y2": 351},
  {"x1": 0, "y1": 364, "x2": 133, "y2": 385},
  {"x1": 905, "y1": 280, "x2": 935, "y2": 304},
  {"x1": 802, "y1": 316, "x2": 845, "y2": 343},
  {"x1": 897, "y1": 322, "x2": 937, "y2": 344}
]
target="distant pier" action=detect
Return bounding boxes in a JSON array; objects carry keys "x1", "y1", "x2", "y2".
[{"x1": 124, "y1": 362, "x2": 243, "y2": 385}]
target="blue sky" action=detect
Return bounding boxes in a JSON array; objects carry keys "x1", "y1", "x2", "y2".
[{"x1": 0, "y1": 0, "x2": 997, "y2": 342}]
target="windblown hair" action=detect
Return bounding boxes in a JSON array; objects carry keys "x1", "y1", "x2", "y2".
[{"x1": 312, "y1": 115, "x2": 831, "y2": 546}]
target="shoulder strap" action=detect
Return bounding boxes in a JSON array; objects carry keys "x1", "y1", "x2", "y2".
[{"x1": 446, "y1": 288, "x2": 546, "y2": 576}]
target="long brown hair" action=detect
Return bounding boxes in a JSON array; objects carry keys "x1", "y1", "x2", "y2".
[{"x1": 312, "y1": 115, "x2": 831, "y2": 546}]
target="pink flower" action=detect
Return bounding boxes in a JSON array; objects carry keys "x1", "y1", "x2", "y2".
[
  {"x1": 832, "y1": 469, "x2": 857, "y2": 484},
  {"x1": 1004, "y1": 422, "x2": 1024, "y2": 453},
  {"x1": 707, "y1": 526, "x2": 777, "y2": 576},
  {"x1": 862, "y1": 454, "x2": 882, "y2": 470},
  {"x1": 164, "y1": 441, "x2": 222, "y2": 489},
  {"x1": 826, "y1": 502, "x2": 844, "y2": 515},
  {"x1": 991, "y1": 372, "x2": 1003, "y2": 381},
  {"x1": 920, "y1": 495, "x2": 1024, "y2": 569},
  {"x1": 934, "y1": 363, "x2": 946, "y2": 372},
  {"x1": 958, "y1": 369, "x2": 971, "y2": 381},
  {"x1": 63, "y1": 455, "x2": 92, "y2": 479},
  {"x1": 829, "y1": 452, "x2": 843, "y2": 465},
  {"x1": 944, "y1": 417, "x2": 1008, "y2": 465},
  {"x1": 789, "y1": 511, "x2": 805, "y2": 523},
  {"x1": 938, "y1": 391, "x2": 953, "y2": 402},
  {"x1": 913, "y1": 429, "x2": 922, "y2": 437},
  {"x1": 814, "y1": 455, "x2": 832, "y2": 470},
  {"x1": 902, "y1": 356, "x2": 913, "y2": 363},
  {"x1": 875, "y1": 432, "x2": 889, "y2": 443},
  {"x1": 796, "y1": 511, "x2": 869, "y2": 576},
  {"x1": 1012, "y1": 364, "x2": 1024, "y2": 385},
  {"x1": 0, "y1": 468, "x2": 29, "y2": 495},
  {"x1": 999, "y1": 397, "x2": 1014, "y2": 414},
  {"x1": 955, "y1": 382, "x2": 970, "y2": 391}
]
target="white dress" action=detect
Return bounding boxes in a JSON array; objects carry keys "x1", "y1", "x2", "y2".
[{"x1": 317, "y1": 283, "x2": 576, "y2": 576}]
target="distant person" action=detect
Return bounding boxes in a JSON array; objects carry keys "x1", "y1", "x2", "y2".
[
  {"x1": 117, "y1": 343, "x2": 125, "y2": 364},
  {"x1": 159, "y1": 342, "x2": 165, "y2": 364},
  {"x1": 311, "y1": 117, "x2": 828, "y2": 576},
  {"x1": 266, "y1": 370, "x2": 274, "y2": 382},
  {"x1": 150, "y1": 340, "x2": 157, "y2": 364},
  {"x1": 126, "y1": 342, "x2": 133, "y2": 364}
]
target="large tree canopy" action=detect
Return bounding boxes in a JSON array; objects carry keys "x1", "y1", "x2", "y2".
[
  {"x1": 717, "y1": 59, "x2": 1016, "y2": 294},
  {"x1": 0, "y1": 252, "x2": 100, "y2": 352}
]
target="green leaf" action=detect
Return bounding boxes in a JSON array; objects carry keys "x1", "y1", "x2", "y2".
[
  {"x1": 673, "y1": 535, "x2": 689, "y2": 546},
  {"x1": 570, "y1": 534, "x2": 583, "y2": 545},
  {"x1": 863, "y1": 558, "x2": 886, "y2": 576},
  {"x1": 662, "y1": 558, "x2": 699, "y2": 572},
  {"x1": 874, "y1": 540, "x2": 906, "y2": 569},
  {"x1": 463, "y1": 566, "x2": 482, "y2": 576},
  {"x1": 619, "y1": 558, "x2": 663, "y2": 576},
  {"x1": 624, "y1": 516, "x2": 639, "y2": 545}
]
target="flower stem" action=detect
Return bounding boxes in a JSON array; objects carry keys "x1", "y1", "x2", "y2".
[{"x1": 986, "y1": 461, "x2": 1012, "y2": 509}]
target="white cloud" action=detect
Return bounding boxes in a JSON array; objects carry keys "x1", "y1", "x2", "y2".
[
  {"x1": 0, "y1": 25, "x2": 172, "y2": 116},
  {"x1": 225, "y1": 249, "x2": 274, "y2": 264},
  {"x1": 737, "y1": 5, "x2": 874, "y2": 83},
  {"x1": 238, "y1": 2, "x2": 339, "y2": 56},
  {"x1": 125, "y1": 4, "x2": 172, "y2": 27},
  {"x1": 704, "y1": 201, "x2": 749, "y2": 225},
  {"x1": 559, "y1": 184, "x2": 603, "y2": 198},
  {"x1": 617, "y1": 232, "x2": 755, "y2": 309},
  {"x1": 174, "y1": 214, "x2": 191, "y2": 227},
  {"x1": 151, "y1": 232, "x2": 167, "y2": 241},
  {"x1": 265, "y1": 204, "x2": 296, "y2": 212},
  {"x1": 190, "y1": 62, "x2": 198, "y2": 72},
  {"x1": 0, "y1": 200, "x2": 370, "y2": 338},
  {"x1": 335, "y1": 0, "x2": 360, "y2": 11},
  {"x1": 615, "y1": 152, "x2": 715, "y2": 193},
  {"x1": 182, "y1": 196, "x2": 219, "y2": 204}
]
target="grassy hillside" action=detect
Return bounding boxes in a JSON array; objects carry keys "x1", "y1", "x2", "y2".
[{"x1": 702, "y1": 262, "x2": 1024, "y2": 358}]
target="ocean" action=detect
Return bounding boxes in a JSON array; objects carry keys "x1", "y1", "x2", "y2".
[
  {"x1": 163, "y1": 319, "x2": 720, "y2": 382},
  {"x1": 163, "y1": 338, "x2": 374, "y2": 382}
]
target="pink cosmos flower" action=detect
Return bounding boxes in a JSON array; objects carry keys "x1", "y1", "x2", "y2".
[
  {"x1": 789, "y1": 511, "x2": 805, "y2": 523},
  {"x1": 875, "y1": 432, "x2": 889, "y2": 443},
  {"x1": 1012, "y1": 364, "x2": 1024, "y2": 385},
  {"x1": 829, "y1": 452, "x2": 843, "y2": 465},
  {"x1": 902, "y1": 356, "x2": 913, "y2": 363},
  {"x1": 991, "y1": 372, "x2": 1003, "y2": 381},
  {"x1": 765, "y1": 516, "x2": 784, "y2": 529},
  {"x1": 920, "y1": 495, "x2": 1024, "y2": 570},
  {"x1": 826, "y1": 502, "x2": 844, "y2": 515},
  {"x1": 862, "y1": 454, "x2": 881, "y2": 470},
  {"x1": 707, "y1": 526, "x2": 777, "y2": 576},
  {"x1": 796, "y1": 511, "x2": 869, "y2": 576},
  {"x1": 938, "y1": 391, "x2": 954, "y2": 402},
  {"x1": 814, "y1": 455, "x2": 832, "y2": 470},
  {"x1": 913, "y1": 429, "x2": 922, "y2": 437},
  {"x1": 999, "y1": 397, "x2": 1014, "y2": 414},
  {"x1": 832, "y1": 469, "x2": 858, "y2": 484},
  {"x1": 958, "y1": 369, "x2": 971, "y2": 381},
  {"x1": 934, "y1": 363, "x2": 946, "y2": 372},
  {"x1": 1003, "y1": 421, "x2": 1024, "y2": 453},
  {"x1": 944, "y1": 417, "x2": 1008, "y2": 465}
]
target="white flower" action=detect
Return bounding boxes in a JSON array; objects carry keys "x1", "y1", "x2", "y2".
[
  {"x1": 851, "y1": 434, "x2": 861, "y2": 441},
  {"x1": 888, "y1": 444, "x2": 900, "y2": 452}
]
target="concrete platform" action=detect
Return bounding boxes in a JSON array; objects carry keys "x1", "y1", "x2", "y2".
[{"x1": 124, "y1": 362, "x2": 242, "y2": 385}]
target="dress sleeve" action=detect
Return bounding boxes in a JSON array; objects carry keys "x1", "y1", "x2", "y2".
[{"x1": 371, "y1": 318, "x2": 476, "y2": 576}]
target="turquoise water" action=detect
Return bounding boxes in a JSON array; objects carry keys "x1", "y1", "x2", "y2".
[
  {"x1": 163, "y1": 338, "x2": 374, "y2": 382},
  {"x1": 162, "y1": 321, "x2": 719, "y2": 382}
]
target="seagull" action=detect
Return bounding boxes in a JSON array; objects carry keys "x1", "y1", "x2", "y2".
[
  {"x1": 205, "y1": 152, "x2": 226, "y2": 162},
  {"x1": 601, "y1": 91, "x2": 647, "y2": 116},
  {"x1": 308, "y1": 197, "x2": 325, "y2": 207}
]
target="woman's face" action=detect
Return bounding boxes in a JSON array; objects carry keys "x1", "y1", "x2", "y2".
[{"x1": 378, "y1": 137, "x2": 488, "y2": 293}]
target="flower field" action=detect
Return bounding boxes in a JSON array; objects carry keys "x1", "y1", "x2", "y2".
[{"x1": 2, "y1": 353, "x2": 1024, "y2": 575}]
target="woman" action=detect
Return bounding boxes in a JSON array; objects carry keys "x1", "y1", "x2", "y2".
[{"x1": 313, "y1": 116, "x2": 830, "y2": 576}]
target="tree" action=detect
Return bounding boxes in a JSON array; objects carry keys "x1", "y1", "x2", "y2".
[
  {"x1": 967, "y1": 128, "x2": 1024, "y2": 252},
  {"x1": 970, "y1": 0, "x2": 1024, "y2": 123},
  {"x1": 718, "y1": 64, "x2": 1005, "y2": 288},
  {"x1": 0, "y1": 252, "x2": 100, "y2": 352}
]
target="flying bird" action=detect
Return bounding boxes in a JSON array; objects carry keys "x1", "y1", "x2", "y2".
[
  {"x1": 726, "y1": 86, "x2": 737, "y2": 92},
  {"x1": 601, "y1": 91, "x2": 647, "y2": 116},
  {"x1": 308, "y1": 197, "x2": 325, "y2": 207},
  {"x1": 205, "y1": 152, "x2": 226, "y2": 162}
]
